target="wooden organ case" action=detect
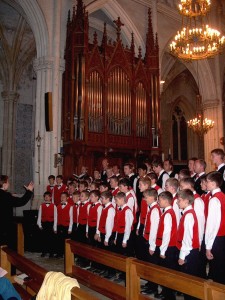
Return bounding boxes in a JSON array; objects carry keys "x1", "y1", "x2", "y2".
[{"x1": 62, "y1": 0, "x2": 160, "y2": 178}]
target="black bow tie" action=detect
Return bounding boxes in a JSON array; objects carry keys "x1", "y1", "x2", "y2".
[
  {"x1": 91, "y1": 204, "x2": 95, "y2": 207},
  {"x1": 81, "y1": 203, "x2": 84, "y2": 206},
  {"x1": 75, "y1": 203, "x2": 78, "y2": 206},
  {"x1": 58, "y1": 185, "x2": 62, "y2": 188},
  {"x1": 119, "y1": 207, "x2": 122, "y2": 211},
  {"x1": 61, "y1": 203, "x2": 66, "y2": 206},
  {"x1": 102, "y1": 204, "x2": 105, "y2": 208},
  {"x1": 50, "y1": 185, "x2": 54, "y2": 188},
  {"x1": 181, "y1": 212, "x2": 184, "y2": 216},
  {"x1": 45, "y1": 202, "x2": 51, "y2": 205},
  {"x1": 162, "y1": 209, "x2": 165, "y2": 213}
]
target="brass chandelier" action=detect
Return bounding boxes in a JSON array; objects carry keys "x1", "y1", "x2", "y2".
[
  {"x1": 187, "y1": 95, "x2": 214, "y2": 136},
  {"x1": 170, "y1": 0, "x2": 225, "y2": 60}
]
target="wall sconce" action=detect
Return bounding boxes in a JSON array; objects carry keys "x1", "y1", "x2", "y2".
[{"x1": 35, "y1": 131, "x2": 42, "y2": 185}]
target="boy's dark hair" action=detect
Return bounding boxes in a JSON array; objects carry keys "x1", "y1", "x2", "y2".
[
  {"x1": 101, "y1": 191, "x2": 112, "y2": 201},
  {"x1": 90, "y1": 189, "x2": 100, "y2": 198},
  {"x1": 48, "y1": 175, "x2": 55, "y2": 180},
  {"x1": 61, "y1": 191, "x2": 69, "y2": 197},
  {"x1": 143, "y1": 188, "x2": 158, "y2": 200},
  {"x1": 123, "y1": 162, "x2": 134, "y2": 170},
  {"x1": 81, "y1": 190, "x2": 90, "y2": 198},
  {"x1": 166, "y1": 178, "x2": 179, "y2": 190},
  {"x1": 200, "y1": 174, "x2": 207, "y2": 182},
  {"x1": 177, "y1": 189, "x2": 194, "y2": 205},
  {"x1": 43, "y1": 191, "x2": 52, "y2": 197},
  {"x1": 72, "y1": 190, "x2": 80, "y2": 196},
  {"x1": 180, "y1": 177, "x2": 195, "y2": 189},
  {"x1": 138, "y1": 164, "x2": 147, "y2": 172},
  {"x1": 0, "y1": 175, "x2": 8, "y2": 188},
  {"x1": 56, "y1": 175, "x2": 63, "y2": 180},
  {"x1": 164, "y1": 159, "x2": 174, "y2": 167},
  {"x1": 110, "y1": 175, "x2": 119, "y2": 183},
  {"x1": 147, "y1": 172, "x2": 158, "y2": 181},
  {"x1": 179, "y1": 169, "x2": 190, "y2": 178},
  {"x1": 159, "y1": 191, "x2": 173, "y2": 204},
  {"x1": 152, "y1": 159, "x2": 163, "y2": 168},
  {"x1": 99, "y1": 182, "x2": 109, "y2": 189},
  {"x1": 211, "y1": 148, "x2": 225, "y2": 159},
  {"x1": 206, "y1": 171, "x2": 223, "y2": 188},
  {"x1": 91, "y1": 182, "x2": 100, "y2": 189},
  {"x1": 79, "y1": 180, "x2": 88, "y2": 188},
  {"x1": 119, "y1": 178, "x2": 130, "y2": 187},
  {"x1": 115, "y1": 191, "x2": 126, "y2": 202}
]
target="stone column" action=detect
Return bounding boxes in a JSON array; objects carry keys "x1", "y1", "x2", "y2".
[
  {"x1": 203, "y1": 98, "x2": 222, "y2": 172},
  {"x1": 1, "y1": 91, "x2": 19, "y2": 188},
  {"x1": 32, "y1": 56, "x2": 65, "y2": 208}
]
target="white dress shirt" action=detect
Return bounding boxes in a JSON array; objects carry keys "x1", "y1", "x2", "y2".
[
  {"x1": 103, "y1": 202, "x2": 115, "y2": 242},
  {"x1": 193, "y1": 191, "x2": 205, "y2": 245},
  {"x1": 205, "y1": 188, "x2": 221, "y2": 250},
  {"x1": 145, "y1": 201, "x2": 160, "y2": 251},
  {"x1": 172, "y1": 194, "x2": 181, "y2": 228},
  {"x1": 159, "y1": 169, "x2": 169, "y2": 191},
  {"x1": 160, "y1": 206, "x2": 173, "y2": 256}
]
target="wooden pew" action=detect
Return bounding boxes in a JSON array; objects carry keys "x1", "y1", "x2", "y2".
[
  {"x1": 0, "y1": 245, "x2": 100, "y2": 300},
  {"x1": 65, "y1": 239, "x2": 129, "y2": 300},
  {"x1": 128, "y1": 258, "x2": 225, "y2": 300}
]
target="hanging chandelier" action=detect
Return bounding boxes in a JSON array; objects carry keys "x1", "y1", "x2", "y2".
[
  {"x1": 187, "y1": 95, "x2": 214, "y2": 136},
  {"x1": 170, "y1": 0, "x2": 225, "y2": 60},
  {"x1": 178, "y1": 0, "x2": 211, "y2": 17}
]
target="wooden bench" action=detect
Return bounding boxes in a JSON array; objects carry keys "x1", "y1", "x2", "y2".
[
  {"x1": 65, "y1": 239, "x2": 128, "y2": 300},
  {"x1": 0, "y1": 245, "x2": 100, "y2": 300},
  {"x1": 128, "y1": 258, "x2": 225, "y2": 300}
]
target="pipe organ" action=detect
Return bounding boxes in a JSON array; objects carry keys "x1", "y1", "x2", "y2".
[{"x1": 62, "y1": 0, "x2": 160, "y2": 177}]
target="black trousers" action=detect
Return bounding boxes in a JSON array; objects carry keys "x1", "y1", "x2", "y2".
[
  {"x1": 76, "y1": 224, "x2": 88, "y2": 244},
  {"x1": 56, "y1": 225, "x2": 69, "y2": 256},
  {"x1": 88, "y1": 226, "x2": 97, "y2": 247},
  {"x1": 115, "y1": 233, "x2": 133, "y2": 257},
  {"x1": 71, "y1": 223, "x2": 78, "y2": 241},
  {"x1": 179, "y1": 248, "x2": 199, "y2": 300},
  {"x1": 41, "y1": 221, "x2": 55, "y2": 254},
  {"x1": 209, "y1": 236, "x2": 225, "y2": 284}
]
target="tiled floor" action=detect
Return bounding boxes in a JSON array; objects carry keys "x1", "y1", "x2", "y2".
[{"x1": 24, "y1": 252, "x2": 184, "y2": 300}]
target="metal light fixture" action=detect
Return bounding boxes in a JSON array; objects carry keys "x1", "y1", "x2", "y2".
[{"x1": 170, "y1": 0, "x2": 225, "y2": 60}]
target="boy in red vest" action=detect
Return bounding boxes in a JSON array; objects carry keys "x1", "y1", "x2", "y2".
[
  {"x1": 205, "y1": 171, "x2": 225, "y2": 284},
  {"x1": 53, "y1": 175, "x2": 68, "y2": 206},
  {"x1": 141, "y1": 188, "x2": 161, "y2": 295},
  {"x1": 114, "y1": 191, "x2": 134, "y2": 256},
  {"x1": 77, "y1": 190, "x2": 90, "y2": 243},
  {"x1": 46, "y1": 175, "x2": 55, "y2": 198},
  {"x1": 86, "y1": 190, "x2": 102, "y2": 246},
  {"x1": 55, "y1": 192, "x2": 73, "y2": 258},
  {"x1": 37, "y1": 191, "x2": 57, "y2": 258},
  {"x1": 71, "y1": 190, "x2": 80, "y2": 241},
  {"x1": 156, "y1": 191, "x2": 178, "y2": 300},
  {"x1": 148, "y1": 173, "x2": 163, "y2": 194},
  {"x1": 177, "y1": 189, "x2": 199, "y2": 300}
]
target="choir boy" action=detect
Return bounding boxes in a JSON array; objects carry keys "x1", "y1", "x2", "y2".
[
  {"x1": 77, "y1": 190, "x2": 90, "y2": 243},
  {"x1": 205, "y1": 171, "x2": 225, "y2": 284},
  {"x1": 148, "y1": 173, "x2": 163, "y2": 194},
  {"x1": 55, "y1": 192, "x2": 73, "y2": 258},
  {"x1": 37, "y1": 191, "x2": 57, "y2": 258},
  {"x1": 156, "y1": 191, "x2": 178, "y2": 300},
  {"x1": 46, "y1": 175, "x2": 55, "y2": 198},
  {"x1": 71, "y1": 191, "x2": 80, "y2": 241},
  {"x1": 152, "y1": 159, "x2": 169, "y2": 190},
  {"x1": 53, "y1": 175, "x2": 68, "y2": 206},
  {"x1": 110, "y1": 176, "x2": 120, "y2": 207},
  {"x1": 176, "y1": 189, "x2": 199, "y2": 300},
  {"x1": 165, "y1": 178, "x2": 181, "y2": 227}
]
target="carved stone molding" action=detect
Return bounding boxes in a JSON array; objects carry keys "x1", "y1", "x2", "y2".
[
  {"x1": 202, "y1": 98, "x2": 220, "y2": 110},
  {"x1": 33, "y1": 56, "x2": 65, "y2": 73},
  {"x1": 1, "y1": 91, "x2": 19, "y2": 102}
]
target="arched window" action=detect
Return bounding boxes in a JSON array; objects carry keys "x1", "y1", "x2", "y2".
[{"x1": 172, "y1": 106, "x2": 188, "y2": 161}]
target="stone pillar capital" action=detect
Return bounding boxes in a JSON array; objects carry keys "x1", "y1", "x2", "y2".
[
  {"x1": 202, "y1": 98, "x2": 219, "y2": 110},
  {"x1": 33, "y1": 56, "x2": 65, "y2": 72},
  {"x1": 1, "y1": 91, "x2": 19, "y2": 102}
]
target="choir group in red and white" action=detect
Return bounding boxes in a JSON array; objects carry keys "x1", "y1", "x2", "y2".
[{"x1": 37, "y1": 148, "x2": 225, "y2": 300}]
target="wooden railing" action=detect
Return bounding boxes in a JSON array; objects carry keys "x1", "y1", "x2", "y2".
[
  {"x1": 65, "y1": 239, "x2": 225, "y2": 300},
  {"x1": 0, "y1": 245, "x2": 100, "y2": 300},
  {"x1": 65, "y1": 239, "x2": 128, "y2": 300}
]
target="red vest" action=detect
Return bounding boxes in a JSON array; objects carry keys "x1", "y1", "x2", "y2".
[
  {"x1": 57, "y1": 203, "x2": 71, "y2": 226},
  {"x1": 78, "y1": 202, "x2": 89, "y2": 225},
  {"x1": 154, "y1": 185, "x2": 161, "y2": 191},
  {"x1": 156, "y1": 208, "x2": 177, "y2": 247},
  {"x1": 202, "y1": 192, "x2": 211, "y2": 221},
  {"x1": 41, "y1": 203, "x2": 55, "y2": 222},
  {"x1": 112, "y1": 187, "x2": 119, "y2": 197},
  {"x1": 192, "y1": 193, "x2": 201, "y2": 209},
  {"x1": 73, "y1": 203, "x2": 79, "y2": 224},
  {"x1": 140, "y1": 198, "x2": 148, "y2": 225},
  {"x1": 176, "y1": 209, "x2": 199, "y2": 250},
  {"x1": 115, "y1": 206, "x2": 131, "y2": 233},
  {"x1": 68, "y1": 195, "x2": 74, "y2": 206},
  {"x1": 126, "y1": 193, "x2": 137, "y2": 224},
  {"x1": 213, "y1": 192, "x2": 225, "y2": 236},
  {"x1": 144, "y1": 203, "x2": 161, "y2": 241},
  {"x1": 46, "y1": 185, "x2": 54, "y2": 195},
  {"x1": 53, "y1": 184, "x2": 68, "y2": 206},
  {"x1": 172, "y1": 195, "x2": 177, "y2": 206},
  {"x1": 98, "y1": 204, "x2": 114, "y2": 234},
  {"x1": 88, "y1": 203, "x2": 101, "y2": 227}
]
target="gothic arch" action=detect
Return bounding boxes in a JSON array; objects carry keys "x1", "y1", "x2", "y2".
[
  {"x1": 87, "y1": 0, "x2": 145, "y2": 54},
  {"x1": 15, "y1": 0, "x2": 49, "y2": 58}
]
